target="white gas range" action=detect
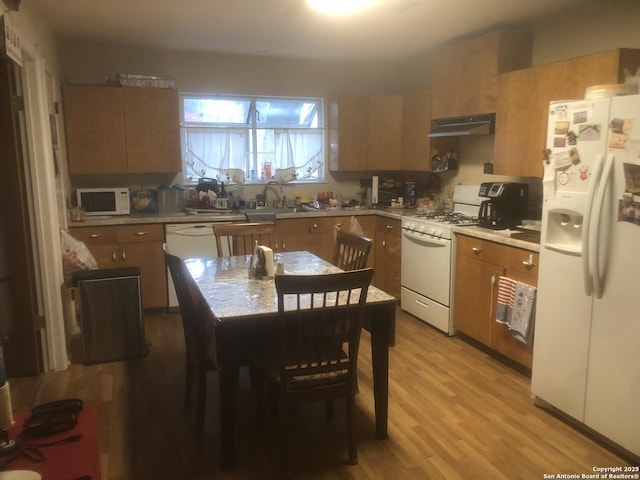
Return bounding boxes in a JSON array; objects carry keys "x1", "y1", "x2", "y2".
[{"x1": 400, "y1": 185, "x2": 483, "y2": 335}]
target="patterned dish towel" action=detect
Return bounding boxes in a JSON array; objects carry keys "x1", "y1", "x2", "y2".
[
  {"x1": 496, "y1": 276, "x2": 517, "y2": 324},
  {"x1": 510, "y1": 281, "x2": 537, "y2": 344}
]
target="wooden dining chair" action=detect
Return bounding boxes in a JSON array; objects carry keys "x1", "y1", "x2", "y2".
[
  {"x1": 212, "y1": 222, "x2": 275, "y2": 256},
  {"x1": 252, "y1": 268, "x2": 374, "y2": 471},
  {"x1": 332, "y1": 229, "x2": 373, "y2": 271},
  {"x1": 164, "y1": 246, "x2": 219, "y2": 430}
]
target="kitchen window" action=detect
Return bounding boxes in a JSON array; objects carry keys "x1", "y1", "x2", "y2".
[{"x1": 180, "y1": 94, "x2": 325, "y2": 184}]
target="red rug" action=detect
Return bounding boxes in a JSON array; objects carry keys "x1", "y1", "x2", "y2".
[{"x1": 2, "y1": 406, "x2": 101, "y2": 480}]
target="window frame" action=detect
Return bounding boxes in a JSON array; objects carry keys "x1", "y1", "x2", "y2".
[{"x1": 179, "y1": 93, "x2": 326, "y2": 185}]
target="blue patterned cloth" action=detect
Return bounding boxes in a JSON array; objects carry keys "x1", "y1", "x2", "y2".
[{"x1": 509, "y1": 282, "x2": 537, "y2": 344}]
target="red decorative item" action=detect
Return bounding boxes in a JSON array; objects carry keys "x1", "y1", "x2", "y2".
[{"x1": 3, "y1": 407, "x2": 100, "y2": 480}]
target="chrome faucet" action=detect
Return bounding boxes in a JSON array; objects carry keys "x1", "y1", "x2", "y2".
[{"x1": 263, "y1": 180, "x2": 284, "y2": 207}]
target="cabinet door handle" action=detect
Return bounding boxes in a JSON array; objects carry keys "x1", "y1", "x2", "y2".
[
  {"x1": 312, "y1": 223, "x2": 318, "y2": 229},
  {"x1": 112, "y1": 248, "x2": 117, "y2": 263},
  {"x1": 335, "y1": 223, "x2": 343, "y2": 229},
  {"x1": 121, "y1": 249, "x2": 126, "y2": 262},
  {"x1": 382, "y1": 240, "x2": 386, "y2": 247},
  {"x1": 522, "y1": 254, "x2": 536, "y2": 270},
  {"x1": 282, "y1": 242, "x2": 286, "y2": 251},
  {"x1": 89, "y1": 233, "x2": 103, "y2": 239},
  {"x1": 386, "y1": 225, "x2": 393, "y2": 229},
  {"x1": 133, "y1": 231, "x2": 149, "y2": 237},
  {"x1": 472, "y1": 247, "x2": 482, "y2": 255}
]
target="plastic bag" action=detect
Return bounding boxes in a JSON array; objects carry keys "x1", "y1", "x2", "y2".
[
  {"x1": 61, "y1": 230, "x2": 97, "y2": 285},
  {"x1": 333, "y1": 215, "x2": 364, "y2": 241},
  {"x1": 349, "y1": 216, "x2": 364, "y2": 237}
]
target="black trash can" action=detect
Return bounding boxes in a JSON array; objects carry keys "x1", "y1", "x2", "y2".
[{"x1": 72, "y1": 267, "x2": 147, "y2": 365}]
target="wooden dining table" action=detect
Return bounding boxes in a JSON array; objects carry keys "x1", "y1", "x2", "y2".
[{"x1": 185, "y1": 250, "x2": 397, "y2": 469}]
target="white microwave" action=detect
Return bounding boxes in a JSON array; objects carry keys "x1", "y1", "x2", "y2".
[{"x1": 75, "y1": 187, "x2": 131, "y2": 216}]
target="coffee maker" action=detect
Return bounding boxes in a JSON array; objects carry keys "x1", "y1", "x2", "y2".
[{"x1": 478, "y1": 182, "x2": 529, "y2": 229}]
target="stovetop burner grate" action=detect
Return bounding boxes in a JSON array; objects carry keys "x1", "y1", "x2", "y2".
[{"x1": 412, "y1": 212, "x2": 478, "y2": 225}]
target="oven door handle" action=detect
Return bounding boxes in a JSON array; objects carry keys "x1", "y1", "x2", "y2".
[{"x1": 402, "y1": 229, "x2": 449, "y2": 247}]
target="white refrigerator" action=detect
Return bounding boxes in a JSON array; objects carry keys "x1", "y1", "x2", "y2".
[{"x1": 531, "y1": 94, "x2": 640, "y2": 459}]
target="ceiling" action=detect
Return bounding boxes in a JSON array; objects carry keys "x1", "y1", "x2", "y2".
[{"x1": 28, "y1": 0, "x2": 591, "y2": 61}]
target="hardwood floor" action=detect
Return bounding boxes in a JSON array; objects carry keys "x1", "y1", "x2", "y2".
[{"x1": 9, "y1": 309, "x2": 635, "y2": 479}]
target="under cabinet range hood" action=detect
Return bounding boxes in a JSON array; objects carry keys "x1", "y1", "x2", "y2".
[{"x1": 428, "y1": 113, "x2": 495, "y2": 138}]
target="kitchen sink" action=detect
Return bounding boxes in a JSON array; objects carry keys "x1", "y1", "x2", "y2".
[{"x1": 253, "y1": 205, "x2": 320, "y2": 214}]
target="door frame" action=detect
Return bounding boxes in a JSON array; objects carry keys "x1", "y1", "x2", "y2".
[{"x1": 18, "y1": 33, "x2": 68, "y2": 371}]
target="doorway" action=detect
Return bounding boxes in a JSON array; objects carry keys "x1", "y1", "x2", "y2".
[{"x1": 0, "y1": 55, "x2": 41, "y2": 376}]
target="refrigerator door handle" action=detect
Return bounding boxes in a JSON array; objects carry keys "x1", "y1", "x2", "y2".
[
  {"x1": 581, "y1": 153, "x2": 604, "y2": 297},
  {"x1": 589, "y1": 152, "x2": 615, "y2": 299}
]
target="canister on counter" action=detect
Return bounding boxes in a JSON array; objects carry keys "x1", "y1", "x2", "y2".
[
  {"x1": 69, "y1": 206, "x2": 86, "y2": 222},
  {"x1": 404, "y1": 181, "x2": 416, "y2": 207}
]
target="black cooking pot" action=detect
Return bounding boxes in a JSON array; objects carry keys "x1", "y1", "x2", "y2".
[{"x1": 195, "y1": 178, "x2": 219, "y2": 195}]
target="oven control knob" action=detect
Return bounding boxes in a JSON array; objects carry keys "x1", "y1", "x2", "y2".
[
  {"x1": 427, "y1": 227, "x2": 435, "y2": 236},
  {"x1": 406, "y1": 222, "x2": 415, "y2": 231},
  {"x1": 434, "y1": 229, "x2": 442, "y2": 238},
  {"x1": 418, "y1": 225, "x2": 425, "y2": 233}
]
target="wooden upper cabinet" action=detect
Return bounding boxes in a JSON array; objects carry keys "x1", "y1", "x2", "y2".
[
  {"x1": 432, "y1": 29, "x2": 533, "y2": 119},
  {"x1": 63, "y1": 85, "x2": 128, "y2": 174},
  {"x1": 328, "y1": 96, "x2": 369, "y2": 171},
  {"x1": 368, "y1": 95, "x2": 402, "y2": 170},
  {"x1": 494, "y1": 48, "x2": 640, "y2": 177},
  {"x1": 63, "y1": 85, "x2": 181, "y2": 174},
  {"x1": 123, "y1": 88, "x2": 181, "y2": 173},
  {"x1": 401, "y1": 89, "x2": 432, "y2": 171},
  {"x1": 328, "y1": 95, "x2": 402, "y2": 171}
]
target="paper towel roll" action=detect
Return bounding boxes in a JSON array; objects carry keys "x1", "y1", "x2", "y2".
[
  {"x1": 371, "y1": 176, "x2": 379, "y2": 205},
  {"x1": 258, "y1": 246, "x2": 275, "y2": 277},
  {"x1": 0, "y1": 381, "x2": 14, "y2": 429}
]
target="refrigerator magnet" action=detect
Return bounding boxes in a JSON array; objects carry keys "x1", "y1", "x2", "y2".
[{"x1": 557, "y1": 171, "x2": 569, "y2": 185}]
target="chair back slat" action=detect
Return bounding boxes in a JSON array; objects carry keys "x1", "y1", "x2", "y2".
[
  {"x1": 274, "y1": 268, "x2": 373, "y2": 385},
  {"x1": 213, "y1": 222, "x2": 275, "y2": 256},
  {"x1": 332, "y1": 230, "x2": 373, "y2": 271}
]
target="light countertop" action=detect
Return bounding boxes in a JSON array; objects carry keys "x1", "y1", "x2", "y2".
[
  {"x1": 67, "y1": 207, "x2": 408, "y2": 227},
  {"x1": 67, "y1": 207, "x2": 540, "y2": 251}
]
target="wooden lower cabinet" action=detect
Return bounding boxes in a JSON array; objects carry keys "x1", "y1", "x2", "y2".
[
  {"x1": 69, "y1": 224, "x2": 167, "y2": 310},
  {"x1": 373, "y1": 217, "x2": 401, "y2": 299},
  {"x1": 274, "y1": 215, "x2": 395, "y2": 294},
  {"x1": 317, "y1": 215, "x2": 376, "y2": 263},
  {"x1": 453, "y1": 234, "x2": 539, "y2": 369},
  {"x1": 68, "y1": 214, "x2": 397, "y2": 311},
  {"x1": 273, "y1": 217, "x2": 326, "y2": 259}
]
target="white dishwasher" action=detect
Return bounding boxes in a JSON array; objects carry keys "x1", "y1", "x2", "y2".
[{"x1": 165, "y1": 222, "x2": 231, "y2": 308}]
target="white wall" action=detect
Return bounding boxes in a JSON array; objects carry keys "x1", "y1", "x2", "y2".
[
  {"x1": 440, "y1": 0, "x2": 640, "y2": 204},
  {"x1": 27, "y1": 0, "x2": 640, "y2": 206},
  {"x1": 2, "y1": 4, "x2": 70, "y2": 371},
  {"x1": 531, "y1": 0, "x2": 640, "y2": 66},
  {"x1": 6, "y1": 3, "x2": 69, "y2": 223},
  {"x1": 4, "y1": 4, "x2": 58, "y2": 66},
  {"x1": 58, "y1": 41, "x2": 418, "y2": 97}
]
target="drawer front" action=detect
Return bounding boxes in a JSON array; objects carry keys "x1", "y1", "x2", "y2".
[
  {"x1": 501, "y1": 247, "x2": 539, "y2": 278},
  {"x1": 116, "y1": 224, "x2": 164, "y2": 243},
  {"x1": 455, "y1": 235, "x2": 504, "y2": 265},
  {"x1": 71, "y1": 224, "x2": 163, "y2": 245},
  {"x1": 457, "y1": 234, "x2": 539, "y2": 277},
  {"x1": 276, "y1": 218, "x2": 325, "y2": 235},
  {"x1": 70, "y1": 226, "x2": 118, "y2": 245}
]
